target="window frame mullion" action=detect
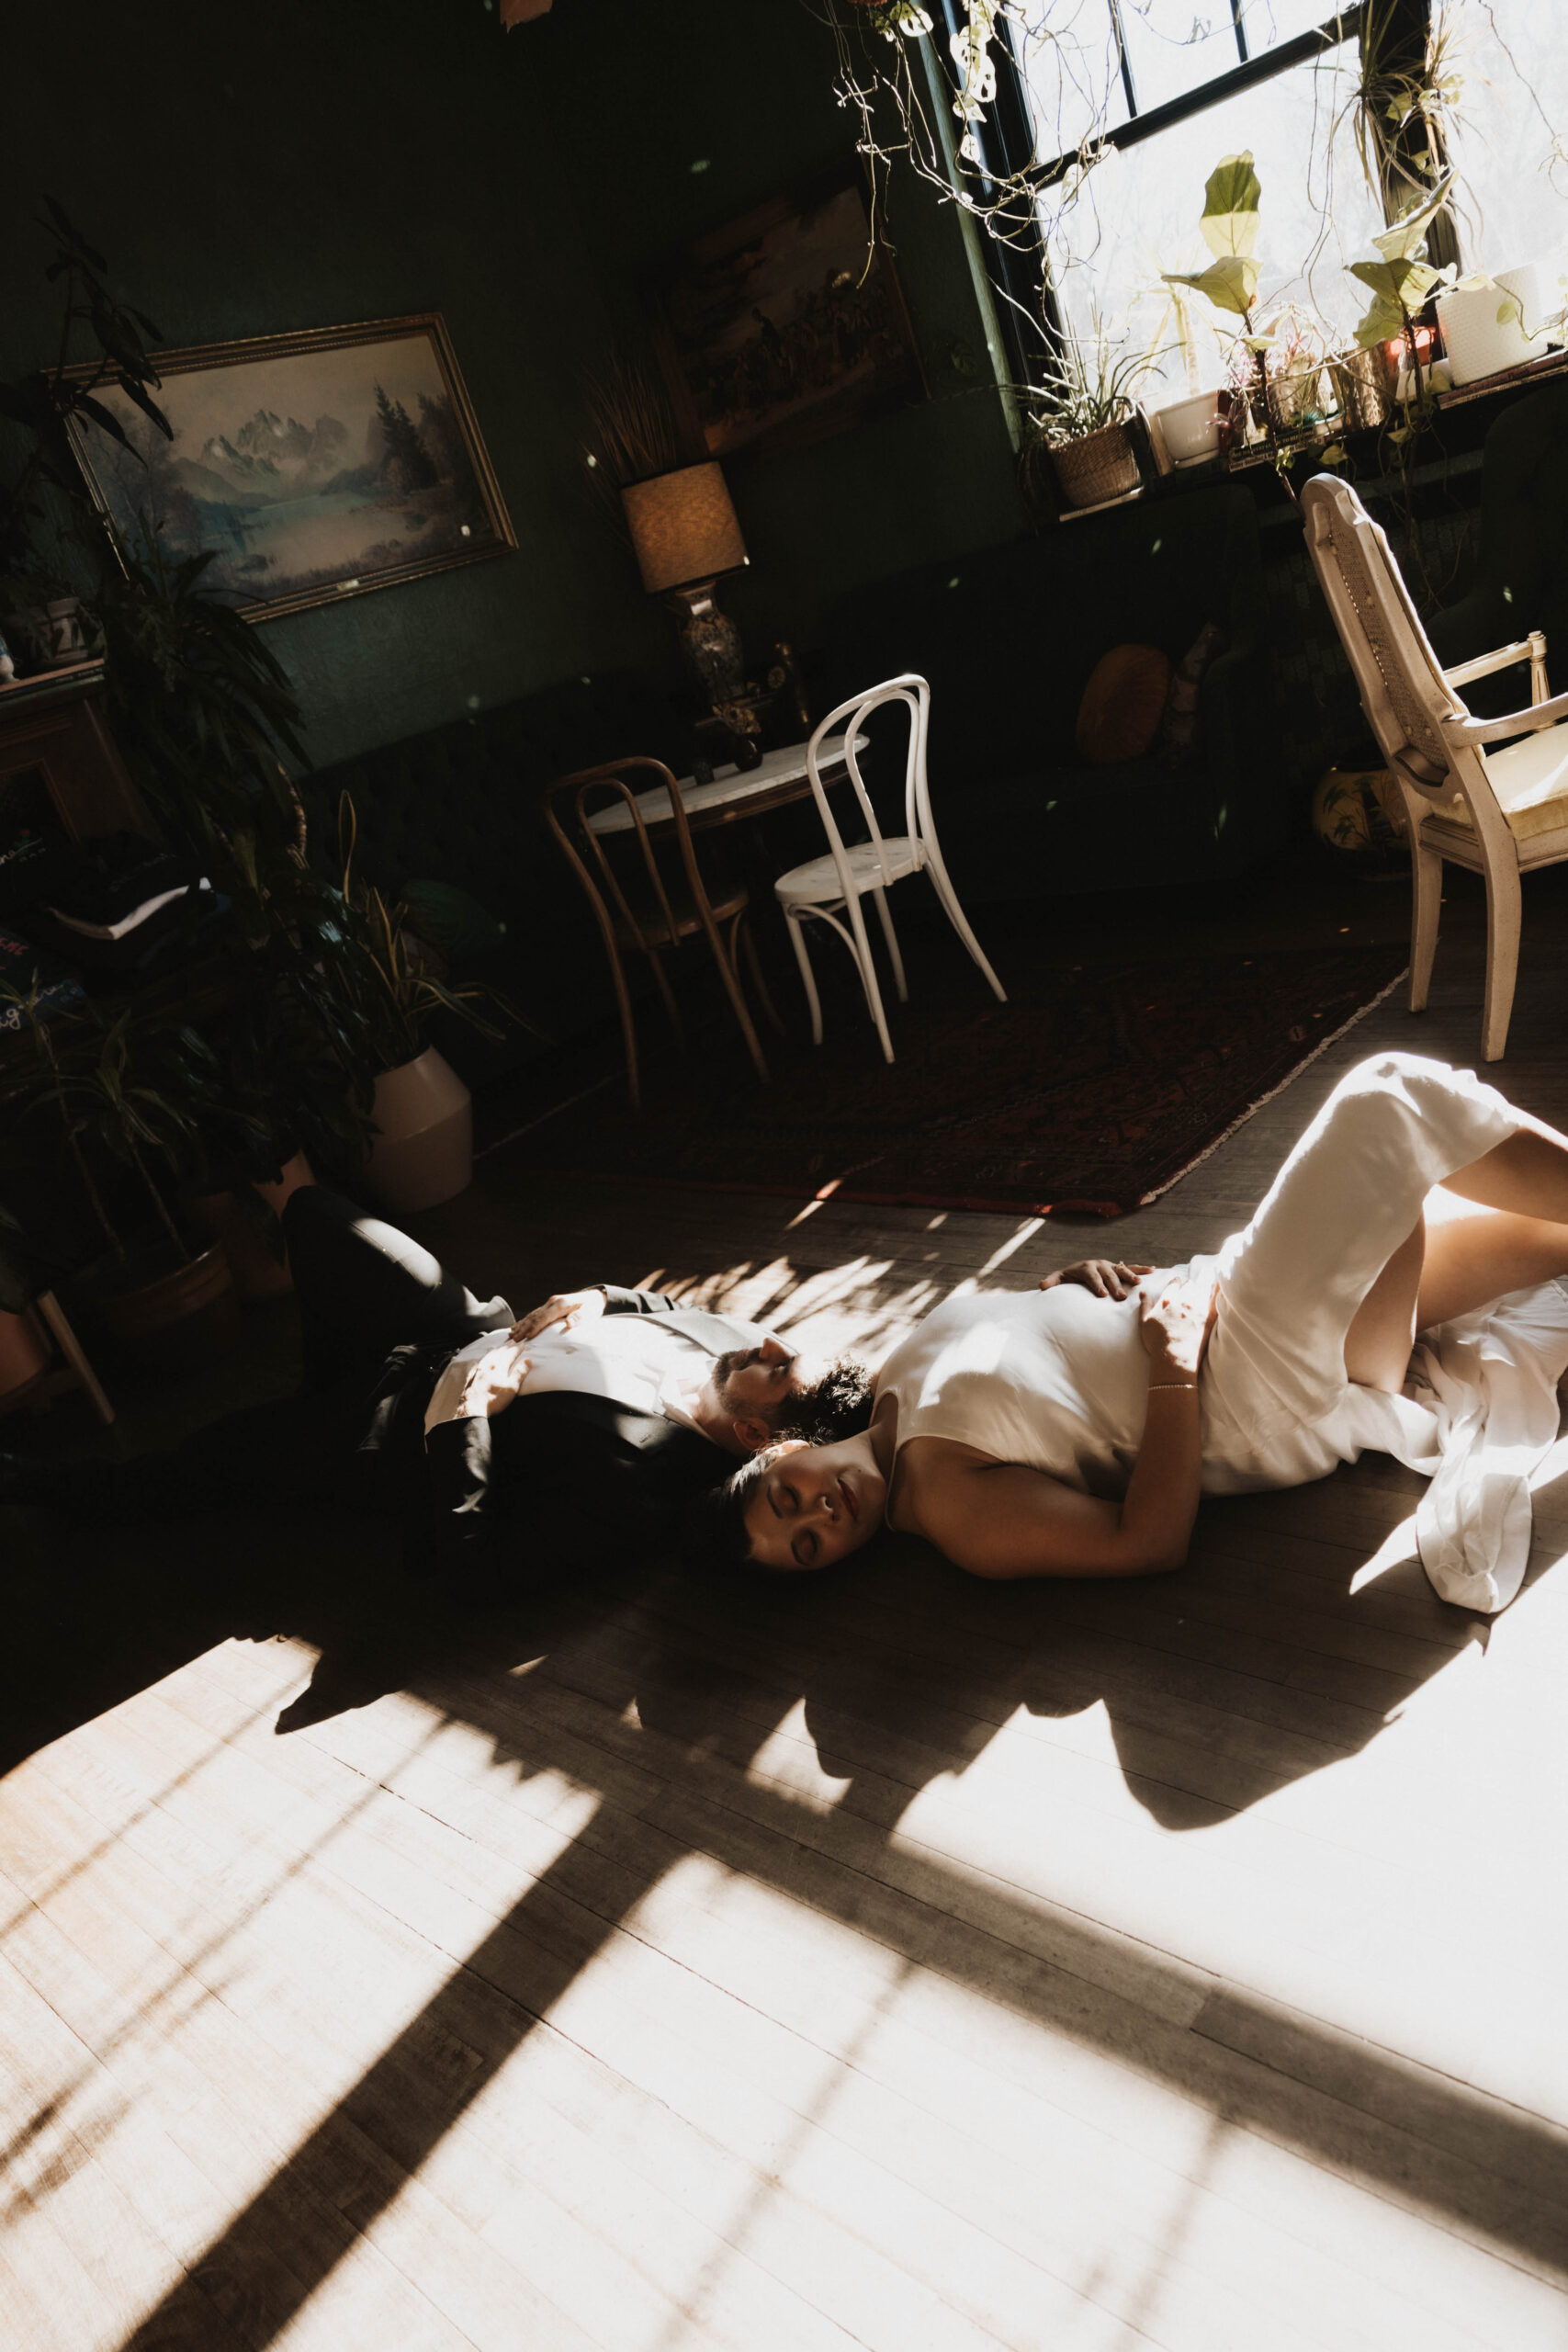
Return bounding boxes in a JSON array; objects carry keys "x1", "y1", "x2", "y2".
[
  {"x1": 1029, "y1": 3, "x2": 1366, "y2": 188},
  {"x1": 1106, "y1": 0, "x2": 1142, "y2": 119}
]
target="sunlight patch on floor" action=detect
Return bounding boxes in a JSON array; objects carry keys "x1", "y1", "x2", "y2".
[
  {"x1": 1348, "y1": 1511, "x2": 1422, "y2": 1591},
  {"x1": 741, "y1": 1698, "x2": 853, "y2": 1809},
  {"x1": 483, "y1": 1844, "x2": 1262, "y2": 2352}
]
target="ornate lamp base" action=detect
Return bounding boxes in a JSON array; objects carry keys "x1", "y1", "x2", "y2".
[{"x1": 669, "y1": 581, "x2": 753, "y2": 710}]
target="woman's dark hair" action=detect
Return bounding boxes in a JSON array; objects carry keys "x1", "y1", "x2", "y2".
[{"x1": 681, "y1": 1452, "x2": 772, "y2": 1578}]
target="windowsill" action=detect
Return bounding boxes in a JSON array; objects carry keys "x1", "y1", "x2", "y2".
[{"x1": 1226, "y1": 346, "x2": 1568, "y2": 479}]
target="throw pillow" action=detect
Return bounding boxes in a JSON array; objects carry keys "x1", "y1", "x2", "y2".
[
  {"x1": 1075, "y1": 644, "x2": 1173, "y2": 766},
  {"x1": 1156, "y1": 621, "x2": 1228, "y2": 770}
]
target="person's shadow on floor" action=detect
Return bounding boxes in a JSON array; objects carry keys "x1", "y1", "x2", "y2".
[{"x1": 3, "y1": 1458, "x2": 1495, "y2": 1839}]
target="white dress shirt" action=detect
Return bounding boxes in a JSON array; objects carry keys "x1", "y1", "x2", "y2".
[{"x1": 423, "y1": 1310, "x2": 765, "y2": 1440}]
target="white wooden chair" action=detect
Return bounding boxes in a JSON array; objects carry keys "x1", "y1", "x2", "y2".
[
  {"x1": 773, "y1": 675, "x2": 1006, "y2": 1063},
  {"x1": 1303, "y1": 473, "x2": 1568, "y2": 1060}
]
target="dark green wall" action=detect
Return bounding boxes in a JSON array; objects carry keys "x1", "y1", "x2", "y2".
[{"x1": 2, "y1": 0, "x2": 1023, "y2": 770}]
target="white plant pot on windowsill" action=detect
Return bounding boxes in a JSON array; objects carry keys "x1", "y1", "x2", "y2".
[
  {"x1": 1435, "y1": 265, "x2": 1551, "y2": 386},
  {"x1": 1150, "y1": 387, "x2": 1225, "y2": 465},
  {"x1": 367, "y1": 1045, "x2": 473, "y2": 1215}
]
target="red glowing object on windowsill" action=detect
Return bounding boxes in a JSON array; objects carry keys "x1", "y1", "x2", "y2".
[{"x1": 1383, "y1": 323, "x2": 1439, "y2": 368}]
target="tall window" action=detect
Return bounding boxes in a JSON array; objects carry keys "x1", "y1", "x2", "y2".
[
  {"x1": 1441, "y1": 0, "x2": 1568, "y2": 285},
  {"x1": 1014, "y1": 3, "x2": 1387, "y2": 395}
]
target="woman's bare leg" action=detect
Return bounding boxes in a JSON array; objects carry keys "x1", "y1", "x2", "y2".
[
  {"x1": 1418, "y1": 1193, "x2": 1568, "y2": 1325},
  {"x1": 1344, "y1": 1214, "x2": 1427, "y2": 1391},
  {"x1": 1441, "y1": 1122, "x2": 1568, "y2": 1224},
  {"x1": 1345, "y1": 1182, "x2": 1568, "y2": 1392}
]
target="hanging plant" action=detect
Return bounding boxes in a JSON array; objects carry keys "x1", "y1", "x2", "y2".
[{"x1": 810, "y1": 0, "x2": 1060, "y2": 356}]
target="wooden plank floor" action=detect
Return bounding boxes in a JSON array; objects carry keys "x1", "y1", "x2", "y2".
[{"x1": 6, "y1": 874, "x2": 1568, "y2": 2350}]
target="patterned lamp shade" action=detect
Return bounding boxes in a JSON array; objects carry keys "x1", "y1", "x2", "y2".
[{"x1": 622, "y1": 463, "x2": 749, "y2": 595}]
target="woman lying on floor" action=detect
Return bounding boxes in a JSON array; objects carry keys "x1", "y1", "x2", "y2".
[{"x1": 686, "y1": 1053, "x2": 1568, "y2": 1614}]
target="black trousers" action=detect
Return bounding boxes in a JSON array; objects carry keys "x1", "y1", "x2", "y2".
[{"x1": 74, "y1": 1189, "x2": 513, "y2": 1522}]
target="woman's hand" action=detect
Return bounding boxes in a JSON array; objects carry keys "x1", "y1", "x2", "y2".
[
  {"x1": 508, "y1": 1286, "x2": 606, "y2": 1343},
  {"x1": 1137, "y1": 1272, "x2": 1219, "y2": 1383},
  {"x1": 1037, "y1": 1258, "x2": 1154, "y2": 1302}
]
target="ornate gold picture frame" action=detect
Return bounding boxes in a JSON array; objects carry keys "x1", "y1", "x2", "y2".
[{"x1": 66, "y1": 311, "x2": 515, "y2": 622}]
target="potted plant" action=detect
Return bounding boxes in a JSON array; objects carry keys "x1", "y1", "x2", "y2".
[
  {"x1": 1162, "y1": 153, "x2": 1288, "y2": 464},
  {"x1": 0, "y1": 1204, "x2": 52, "y2": 1411},
  {"x1": 319, "y1": 797, "x2": 528, "y2": 1214},
  {"x1": 8, "y1": 990, "x2": 240, "y2": 1369},
  {"x1": 0, "y1": 202, "x2": 171, "y2": 678},
  {"x1": 154, "y1": 1019, "x2": 315, "y2": 1301},
  {"x1": 170, "y1": 897, "x2": 398, "y2": 1296},
  {"x1": 1021, "y1": 320, "x2": 1152, "y2": 512}
]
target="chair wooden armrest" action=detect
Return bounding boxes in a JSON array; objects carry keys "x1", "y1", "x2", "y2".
[
  {"x1": 1440, "y1": 686, "x2": 1568, "y2": 746},
  {"x1": 1442, "y1": 630, "x2": 1547, "y2": 690}
]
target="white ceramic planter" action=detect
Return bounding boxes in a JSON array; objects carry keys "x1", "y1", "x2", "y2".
[
  {"x1": 367, "y1": 1046, "x2": 473, "y2": 1214},
  {"x1": 1435, "y1": 266, "x2": 1548, "y2": 386},
  {"x1": 1151, "y1": 388, "x2": 1225, "y2": 464}
]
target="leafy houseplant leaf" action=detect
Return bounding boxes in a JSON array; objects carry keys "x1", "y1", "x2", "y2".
[
  {"x1": 1348, "y1": 257, "x2": 1441, "y2": 304},
  {"x1": 1349, "y1": 255, "x2": 1441, "y2": 348},
  {"x1": 1370, "y1": 168, "x2": 1456, "y2": 265},
  {"x1": 69, "y1": 390, "x2": 132, "y2": 449},
  {"x1": 1163, "y1": 254, "x2": 1261, "y2": 319},
  {"x1": 1197, "y1": 152, "x2": 1261, "y2": 261},
  {"x1": 113, "y1": 371, "x2": 174, "y2": 438}
]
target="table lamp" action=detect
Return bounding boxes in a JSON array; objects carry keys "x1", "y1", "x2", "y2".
[{"x1": 622, "y1": 461, "x2": 752, "y2": 729}]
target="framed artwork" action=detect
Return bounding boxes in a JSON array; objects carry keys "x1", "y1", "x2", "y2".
[
  {"x1": 66, "y1": 312, "x2": 515, "y2": 622},
  {"x1": 648, "y1": 170, "x2": 925, "y2": 461}
]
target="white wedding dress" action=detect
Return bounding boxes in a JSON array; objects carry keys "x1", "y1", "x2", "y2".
[{"x1": 874, "y1": 1053, "x2": 1568, "y2": 1611}]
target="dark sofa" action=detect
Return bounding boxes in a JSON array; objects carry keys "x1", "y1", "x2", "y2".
[
  {"x1": 303, "y1": 670, "x2": 690, "y2": 1083},
  {"x1": 306, "y1": 481, "x2": 1278, "y2": 1080},
  {"x1": 813, "y1": 480, "x2": 1275, "y2": 902},
  {"x1": 1426, "y1": 381, "x2": 1568, "y2": 686}
]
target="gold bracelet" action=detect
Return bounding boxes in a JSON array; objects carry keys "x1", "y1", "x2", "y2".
[{"x1": 1147, "y1": 1379, "x2": 1197, "y2": 1391}]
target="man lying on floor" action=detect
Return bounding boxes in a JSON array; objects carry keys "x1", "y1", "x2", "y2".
[{"x1": 1, "y1": 1188, "x2": 874, "y2": 1599}]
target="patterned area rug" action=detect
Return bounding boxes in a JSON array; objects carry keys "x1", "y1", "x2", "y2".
[{"x1": 483, "y1": 938, "x2": 1410, "y2": 1219}]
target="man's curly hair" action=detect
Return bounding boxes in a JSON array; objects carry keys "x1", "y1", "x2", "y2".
[{"x1": 773, "y1": 1357, "x2": 874, "y2": 1447}]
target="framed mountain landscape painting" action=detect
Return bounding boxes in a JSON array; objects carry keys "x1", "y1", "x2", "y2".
[{"x1": 66, "y1": 312, "x2": 514, "y2": 620}]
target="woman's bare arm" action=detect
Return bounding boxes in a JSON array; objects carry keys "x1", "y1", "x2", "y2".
[{"x1": 894, "y1": 1272, "x2": 1214, "y2": 1581}]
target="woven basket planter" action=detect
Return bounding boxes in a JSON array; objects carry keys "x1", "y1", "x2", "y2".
[{"x1": 1049, "y1": 424, "x2": 1141, "y2": 511}]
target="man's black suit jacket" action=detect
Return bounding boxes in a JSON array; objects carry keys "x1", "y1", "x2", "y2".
[{"x1": 367, "y1": 1283, "x2": 734, "y2": 1593}]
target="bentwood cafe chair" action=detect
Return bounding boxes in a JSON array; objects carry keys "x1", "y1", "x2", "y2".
[
  {"x1": 772, "y1": 674, "x2": 1006, "y2": 1065},
  {"x1": 1304, "y1": 472, "x2": 1568, "y2": 1061},
  {"x1": 543, "y1": 755, "x2": 777, "y2": 1106}
]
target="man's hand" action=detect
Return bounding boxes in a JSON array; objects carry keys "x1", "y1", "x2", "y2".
[
  {"x1": 1037, "y1": 1259, "x2": 1154, "y2": 1302},
  {"x1": 508, "y1": 1286, "x2": 607, "y2": 1343},
  {"x1": 458, "y1": 1343, "x2": 531, "y2": 1419}
]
